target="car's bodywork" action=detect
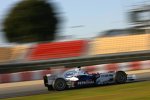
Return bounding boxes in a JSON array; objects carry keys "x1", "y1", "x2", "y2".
[{"x1": 43, "y1": 67, "x2": 136, "y2": 91}]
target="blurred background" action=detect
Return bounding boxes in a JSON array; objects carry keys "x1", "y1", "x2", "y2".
[
  {"x1": 0, "y1": 0, "x2": 149, "y2": 64},
  {"x1": 0, "y1": 0, "x2": 149, "y2": 44}
]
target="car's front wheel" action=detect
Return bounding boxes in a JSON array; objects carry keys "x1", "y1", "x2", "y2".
[
  {"x1": 115, "y1": 71, "x2": 127, "y2": 84},
  {"x1": 52, "y1": 78, "x2": 67, "y2": 91}
]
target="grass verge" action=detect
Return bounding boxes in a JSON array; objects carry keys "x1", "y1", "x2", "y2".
[{"x1": 2, "y1": 81, "x2": 150, "y2": 100}]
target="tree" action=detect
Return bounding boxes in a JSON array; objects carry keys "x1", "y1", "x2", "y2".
[{"x1": 3, "y1": 0, "x2": 60, "y2": 43}]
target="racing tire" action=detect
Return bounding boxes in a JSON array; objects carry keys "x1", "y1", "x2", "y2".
[
  {"x1": 115, "y1": 71, "x2": 127, "y2": 84},
  {"x1": 52, "y1": 78, "x2": 66, "y2": 91}
]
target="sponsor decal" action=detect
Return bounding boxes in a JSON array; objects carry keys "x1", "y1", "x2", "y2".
[
  {"x1": 64, "y1": 71, "x2": 76, "y2": 78},
  {"x1": 77, "y1": 81, "x2": 94, "y2": 85}
]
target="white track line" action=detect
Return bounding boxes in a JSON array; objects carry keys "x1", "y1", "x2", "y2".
[{"x1": 0, "y1": 80, "x2": 43, "y2": 89}]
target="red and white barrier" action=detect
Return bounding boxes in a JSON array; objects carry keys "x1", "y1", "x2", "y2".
[
  {"x1": 0, "y1": 70, "x2": 50, "y2": 83},
  {"x1": 0, "y1": 60, "x2": 150, "y2": 83},
  {"x1": 83, "y1": 60, "x2": 150, "y2": 73}
]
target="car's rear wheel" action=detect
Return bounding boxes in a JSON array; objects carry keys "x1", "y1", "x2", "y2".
[
  {"x1": 53, "y1": 78, "x2": 66, "y2": 91},
  {"x1": 115, "y1": 71, "x2": 127, "y2": 84}
]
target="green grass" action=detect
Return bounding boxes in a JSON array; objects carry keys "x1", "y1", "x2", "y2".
[{"x1": 2, "y1": 81, "x2": 150, "y2": 100}]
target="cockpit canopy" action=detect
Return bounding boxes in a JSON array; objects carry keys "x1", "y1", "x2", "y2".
[{"x1": 63, "y1": 68, "x2": 88, "y2": 78}]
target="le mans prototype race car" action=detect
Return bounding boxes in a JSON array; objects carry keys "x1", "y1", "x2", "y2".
[{"x1": 43, "y1": 67, "x2": 136, "y2": 91}]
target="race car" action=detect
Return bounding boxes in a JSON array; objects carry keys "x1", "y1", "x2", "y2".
[{"x1": 43, "y1": 67, "x2": 136, "y2": 91}]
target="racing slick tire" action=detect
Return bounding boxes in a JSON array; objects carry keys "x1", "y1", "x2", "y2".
[
  {"x1": 52, "y1": 78, "x2": 67, "y2": 91},
  {"x1": 115, "y1": 71, "x2": 127, "y2": 84}
]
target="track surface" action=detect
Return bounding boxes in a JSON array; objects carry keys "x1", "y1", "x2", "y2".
[{"x1": 0, "y1": 71, "x2": 150, "y2": 99}]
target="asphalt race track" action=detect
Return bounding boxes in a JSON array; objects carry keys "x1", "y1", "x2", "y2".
[{"x1": 0, "y1": 70, "x2": 150, "y2": 99}]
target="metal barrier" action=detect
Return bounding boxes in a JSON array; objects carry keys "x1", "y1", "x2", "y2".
[{"x1": 1, "y1": 50, "x2": 150, "y2": 74}]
